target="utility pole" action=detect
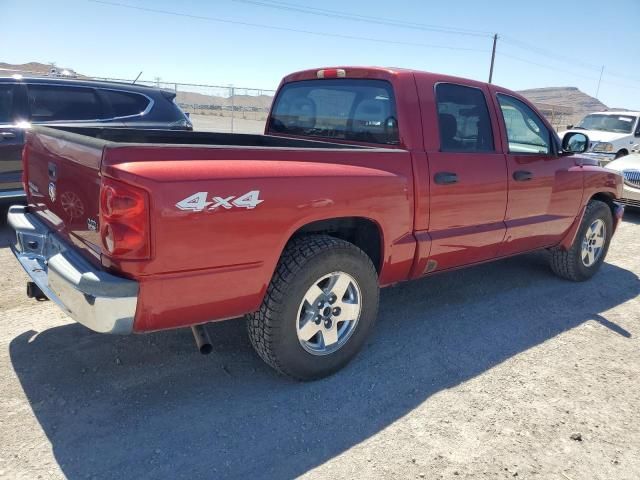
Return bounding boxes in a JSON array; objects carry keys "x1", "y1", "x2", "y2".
[
  {"x1": 488, "y1": 34, "x2": 498, "y2": 83},
  {"x1": 595, "y1": 65, "x2": 604, "y2": 99}
]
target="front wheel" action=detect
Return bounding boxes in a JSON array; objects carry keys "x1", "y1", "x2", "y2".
[
  {"x1": 549, "y1": 200, "x2": 613, "y2": 281},
  {"x1": 246, "y1": 235, "x2": 379, "y2": 381}
]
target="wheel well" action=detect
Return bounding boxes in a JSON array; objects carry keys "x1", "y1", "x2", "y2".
[
  {"x1": 616, "y1": 149, "x2": 629, "y2": 157},
  {"x1": 590, "y1": 192, "x2": 616, "y2": 216},
  {"x1": 290, "y1": 217, "x2": 383, "y2": 274}
]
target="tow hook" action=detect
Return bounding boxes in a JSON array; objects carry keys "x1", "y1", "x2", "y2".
[
  {"x1": 26, "y1": 282, "x2": 48, "y2": 301},
  {"x1": 191, "y1": 324, "x2": 213, "y2": 355}
]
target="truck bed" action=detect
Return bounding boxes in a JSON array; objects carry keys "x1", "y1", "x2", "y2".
[{"x1": 49, "y1": 126, "x2": 380, "y2": 150}]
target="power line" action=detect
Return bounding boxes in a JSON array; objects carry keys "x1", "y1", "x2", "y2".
[
  {"x1": 231, "y1": 0, "x2": 494, "y2": 38},
  {"x1": 89, "y1": 0, "x2": 488, "y2": 53},
  {"x1": 90, "y1": 0, "x2": 639, "y2": 98},
  {"x1": 499, "y1": 36, "x2": 603, "y2": 73},
  {"x1": 498, "y1": 51, "x2": 640, "y2": 93}
]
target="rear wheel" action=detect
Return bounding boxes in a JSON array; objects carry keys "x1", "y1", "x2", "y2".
[
  {"x1": 246, "y1": 235, "x2": 379, "y2": 381},
  {"x1": 549, "y1": 200, "x2": 613, "y2": 281}
]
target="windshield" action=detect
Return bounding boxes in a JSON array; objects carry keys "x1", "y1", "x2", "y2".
[
  {"x1": 576, "y1": 114, "x2": 636, "y2": 134},
  {"x1": 268, "y1": 79, "x2": 399, "y2": 145}
]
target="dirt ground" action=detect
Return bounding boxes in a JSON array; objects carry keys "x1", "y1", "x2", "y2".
[{"x1": 0, "y1": 207, "x2": 639, "y2": 480}]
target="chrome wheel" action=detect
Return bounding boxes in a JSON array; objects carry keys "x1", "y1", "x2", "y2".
[
  {"x1": 296, "y1": 271, "x2": 362, "y2": 356},
  {"x1": 581, "y1": 218, "x2": 606, "y2": 267}
]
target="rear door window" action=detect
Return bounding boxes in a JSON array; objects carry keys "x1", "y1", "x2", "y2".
[
  {"x1": 435, "y1": 83, "x2": 494, "y2": 152},
  {"x1": 0, "y1": 84, "x2": 15, "y2": 124},
  {"x1": 268, "y1": 79, "x2": 399, "y2": 145},
  {"x1": 27, "y1": 84, "x2": 105, "y2": 122},
  {"x1": 102, "y1": 90, "x2": 150, "y2": 117}
]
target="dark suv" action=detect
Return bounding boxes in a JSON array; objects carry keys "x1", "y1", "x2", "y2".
[{"x1": 0, "y1": 76, "x2": 192, "y2": 201}]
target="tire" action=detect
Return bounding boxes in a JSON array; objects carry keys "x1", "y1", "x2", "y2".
[
  {"x1": 246, "y1": 235, "x2": 379, "y2": 381},
  {"x1": 549, "y1": 200, "x2": 613, "y2": 281},
  {"x1": 615, "y1": 150, "x2": 628, "y2": 160}
]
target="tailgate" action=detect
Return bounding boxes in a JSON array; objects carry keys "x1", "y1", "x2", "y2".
[{"x1": 24, "y1": 128, "x2": 104, "y2": 263}]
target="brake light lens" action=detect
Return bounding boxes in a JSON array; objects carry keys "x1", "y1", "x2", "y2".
[
  {"x1": 316, "y1": 68, "x2": 346, "y2": 79},
  {"x1": 99, "y1": 178, "x2": 150, "y2": 259}
]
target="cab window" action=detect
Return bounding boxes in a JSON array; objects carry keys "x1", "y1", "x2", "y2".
[
  {"x1": 435, "y1": 83, "x2": 494, "y2": 152},
  {"x1": 498, "y1": 94, "x2": 550, "y2": 154},
  {"x1": 269, "y1": 79, "x2": 399, "y2": 145}
]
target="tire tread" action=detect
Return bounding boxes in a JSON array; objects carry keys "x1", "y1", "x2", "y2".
[
  {"x1": 549, "y1": 200, "x2": 611, "y2": 281},
  {"x1": 246, "y1": 235, "x2": 377, "y2": 379}
]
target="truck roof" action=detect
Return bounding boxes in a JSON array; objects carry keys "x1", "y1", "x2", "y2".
[{"x1": 281, "y1": 66, "x2": 491, "y2": 90}]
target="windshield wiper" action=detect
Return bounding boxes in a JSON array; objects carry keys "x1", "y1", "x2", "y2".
[{"x1": 572, "y1": 126, "x2": 586, "y2": 130}]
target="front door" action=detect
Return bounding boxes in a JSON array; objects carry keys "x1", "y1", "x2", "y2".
[
  {"x1": 421, "y1": 82, "x2": 508, "y2": 272},
  {"x1": 492, "y1": 92, "x2": 583, "y2": 256}
]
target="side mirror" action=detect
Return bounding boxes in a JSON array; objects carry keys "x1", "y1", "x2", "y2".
[
  {"x1": 562, "y1": 132, "x2": 589, "y2": 154},
  {"x1": 566, "y1": 124, "x2": 574, "y2": 130}
]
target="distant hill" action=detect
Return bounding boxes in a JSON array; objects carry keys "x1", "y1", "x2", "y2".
[
  {"x1": 0, "y1": 61, "x2": 82, "y2": 78},
  {"x1": 517, "y1": 87, "x2": 609, "y2": 125}
]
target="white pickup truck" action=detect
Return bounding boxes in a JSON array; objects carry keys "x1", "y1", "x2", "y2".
[{"x1": 559, "y1": 111, "x2": 640, "y2": 165}]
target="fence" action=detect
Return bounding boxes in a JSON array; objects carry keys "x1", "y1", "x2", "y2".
[{"x1": 93, "y1": 77, "x2": 276, "y2": 134}]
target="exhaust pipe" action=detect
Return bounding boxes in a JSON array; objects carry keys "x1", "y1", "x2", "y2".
[
  {"x1": 26, "y1": 282, "x2": 48, "y2": 301},
  {"x1": 191, "y1": 324, "x2": 213, "y2": 355}
]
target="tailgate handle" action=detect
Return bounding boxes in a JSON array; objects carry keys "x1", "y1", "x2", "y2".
[
  {"x1": 434, "y1": 172, "x2": 458, "y2": 185},
  {"x1": 0, "y1": 132, "x2": 16, "y2": 140},
  {"x1": 513, "y1": 170, "x2": 533, "y2": 182}
]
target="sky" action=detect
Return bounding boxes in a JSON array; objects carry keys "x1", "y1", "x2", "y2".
[{"x1": 3, "y1": 0, "x2": 640, "y2": 109}]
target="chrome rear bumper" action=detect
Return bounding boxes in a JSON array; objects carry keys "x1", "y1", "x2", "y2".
[{"x1": 8, "y1": 205, "x2": 138, "y2": 334}]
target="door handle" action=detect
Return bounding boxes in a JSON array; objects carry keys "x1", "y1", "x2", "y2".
[
  {"x1": 0, "y1": 132, "x2": 16, "y2": 140},
  {"x1": 434, "y1": 172, "x2": 458, "y2": 185},
  {"x1": 513, "y1": 170, "x2": 533, "y2": 182}
]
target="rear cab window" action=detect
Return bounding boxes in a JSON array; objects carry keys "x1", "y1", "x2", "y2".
[{"x1": 268, "y1": 79, "x2": 399, "y2": 145}]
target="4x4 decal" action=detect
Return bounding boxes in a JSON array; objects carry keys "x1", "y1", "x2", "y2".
[{"x1": 176, "y1": 190, "x2": 263, "y2": 212}]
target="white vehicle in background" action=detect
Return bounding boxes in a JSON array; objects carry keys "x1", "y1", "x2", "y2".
[
  {"x1": 560, "y1": 111, "x2": 640, "y2": 165},
  {"x1": 606, "y1": 153, "x2": 640, "y2": 209}
]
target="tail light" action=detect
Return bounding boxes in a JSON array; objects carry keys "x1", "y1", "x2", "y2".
[{"x1": 99, "y1": 178, "x2": 150, "y2": 260}]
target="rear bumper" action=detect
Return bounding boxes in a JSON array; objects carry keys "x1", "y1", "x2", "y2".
[{"x1": 8, "y1": 205, "x2": 138, "y2": 334}]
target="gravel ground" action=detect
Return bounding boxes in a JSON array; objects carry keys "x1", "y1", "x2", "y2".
[{"x1": 0, "y1": 207, "x2": 639, "y2": 480}]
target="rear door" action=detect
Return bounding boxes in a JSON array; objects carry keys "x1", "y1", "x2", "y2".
[
  {"x1": 0, "y1": 82, "x2": 28, "y2": 195},
  {"x1": 416, "y1": 79, "x2": 508, "y2": 272},
  {"x1": 491, "y1": 91, "x2": 583, "y2": 256}
]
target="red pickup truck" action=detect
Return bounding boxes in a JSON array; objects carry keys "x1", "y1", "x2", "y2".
[{"x1": 9, "y1": 67, "x2": 624, "y2": 380}]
